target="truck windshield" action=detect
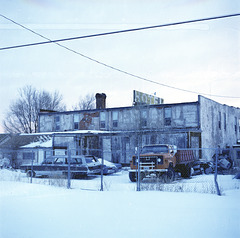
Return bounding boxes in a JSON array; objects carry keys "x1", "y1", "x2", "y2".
[{"x1": 141, "y1": 145, "x2": 168, "y2": 154}]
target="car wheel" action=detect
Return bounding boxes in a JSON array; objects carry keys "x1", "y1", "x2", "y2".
[
  {"x1": 26, "y1": 170, "x2": 35, "y2": 178},
  {"x1": 129, "y1": 172, "x2": 136, "y2": 182}
]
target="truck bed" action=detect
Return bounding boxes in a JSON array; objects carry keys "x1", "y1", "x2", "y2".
[{"x1": 175, "y1": 150, "x2": 195, "y2": 164}]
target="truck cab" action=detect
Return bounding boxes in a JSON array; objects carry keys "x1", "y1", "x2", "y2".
[{"x1": 129, "y1": 144, "x2": 194, "y2": 182}]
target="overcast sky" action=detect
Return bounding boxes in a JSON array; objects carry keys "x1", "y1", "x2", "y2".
[{"x1": 0, "y1": 0, "x2": 239, "y2": 133}]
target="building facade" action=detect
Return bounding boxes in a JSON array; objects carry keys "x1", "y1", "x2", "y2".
[{"x1": 38, "y1": 95, "x2": 240, "y2": 164}]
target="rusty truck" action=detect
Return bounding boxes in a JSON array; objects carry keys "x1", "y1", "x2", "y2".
[{"x1": 129, "y1": 144, "x2": 195, "y2": 182}]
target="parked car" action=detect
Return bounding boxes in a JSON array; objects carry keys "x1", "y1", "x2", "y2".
[
  {"x1": 20, "y1": 155, "x2": 101, "y2": 178},
  {"x1": 97, "y1": 158, "x2": 122, "y2": 175}
]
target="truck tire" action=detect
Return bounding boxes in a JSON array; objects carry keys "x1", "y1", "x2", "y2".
[
  {"x1": 129, "y1": 172, "x2": 137, "y2": 182},
  {"x1": 181, "y1": 164, "x2": 192, "y2": 178},
  {"x1": 164, "y1": 167, "x2": 175, "y2": 183},
  {"x1": 139, "y1": 172, "x2": 145, "y2": 181}
]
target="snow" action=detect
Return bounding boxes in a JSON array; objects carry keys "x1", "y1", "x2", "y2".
[
  {"x1": 0, "y1": 169, "x2": 240, "y2": 238},
  {"x1": 21, "y1": 139, "x2": 52, "y2": 148}
]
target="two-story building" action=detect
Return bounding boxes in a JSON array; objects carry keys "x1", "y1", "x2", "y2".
[{"x1": 38, "y1": 94, "x2": 240, "y2": 164}]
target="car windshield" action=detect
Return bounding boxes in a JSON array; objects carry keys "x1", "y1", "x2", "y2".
[
  {"x1": 85, "y1": 156, "x2": 97, "y2": 163},
  {"x1": 141, "y1": 145, "x2": 169, "y2": 154}
]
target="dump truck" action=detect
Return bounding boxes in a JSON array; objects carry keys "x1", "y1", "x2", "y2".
[{"x1": 129, "y1": 144, "x2": 195, "y2": 182}]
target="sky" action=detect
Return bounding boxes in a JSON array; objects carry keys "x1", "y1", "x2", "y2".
[{"x1": 0, "y1": 0, "x2": 239, "y2": 133}]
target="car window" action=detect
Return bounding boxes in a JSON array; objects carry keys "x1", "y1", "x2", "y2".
[
  {"x1": 54, "y1": 158, "x2": 66, "y2": 164},
  {"x1": 42, "y1": 159, "x2": 53, "y2": 164},
  {"x1": 70, "y1": 158, "x2": 83, "y2": 164},
  {"x1": 85, "y1": 156, "x2": 97, "y2": 163}
]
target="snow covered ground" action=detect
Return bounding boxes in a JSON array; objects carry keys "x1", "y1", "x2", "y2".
[{"x1": 0, "y1": 169, "x2": 240, "y2": 238}]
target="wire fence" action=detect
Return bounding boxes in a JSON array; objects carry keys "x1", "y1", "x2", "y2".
[{"x1": 0, "y1": 147, "x2": 239, "y2": 195}]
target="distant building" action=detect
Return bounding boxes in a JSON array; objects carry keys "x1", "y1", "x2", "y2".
[{"x1": 0, "y1": 133, "x2": 52, "y2": 168}]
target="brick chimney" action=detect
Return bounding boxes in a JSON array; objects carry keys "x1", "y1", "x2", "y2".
[{"x1": 95, "y1": 93, "x2": 107, "y2": 109}]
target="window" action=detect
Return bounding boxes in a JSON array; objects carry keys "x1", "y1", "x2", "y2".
[
  {"x1": 55, "y1": 115, "x2": 60, "y2": 123},
  {"x1": 54, "y1": 158, "x2": 66, "y2": 164},
  {"x1": 150, "y1": 135, "x2": 157, "y2": 144},
  {"x1": 100, "y1": 112, "x2": 106, "y2": 128},
  {"x1": 235, "y1": 117, "x2": 237, "y2": 133},
  {"x1": 54, "y1": 115, "x2": 60, "y2": 131},
  {"x1": 74, "y1": 114, "x2": 79, "y2": 130},
  {"x1": 85, "y1": 156, "x2": 98, "y2": 163},
  {"x1": 43, "y1": 158, "x2": 53, "y2": 164},
  {"x1": 112, "y1": 111, "x2": 118, "y2": 128},
  {"x1": 44, "y1": 150, "x2": 52, "y2": 160},
  {"x1": 141, "y1": 145, "x2": 168, "y2": 154},
  {"x1": 218, "y1": 112, "x2": 221, "y2": 130},
  {"x1": 239, "y1": 119, "x2": 240, "y2": 133},
  {"x1": 23, "y1": 152, "x2": 35, "y2": 160},
  {"x1": 237, "y1": 150, "x2": 240, "y2": 160},
  {"x1": 164, "y1": 108, "x2": 171, "y2": 126},
  {"x1": 140, "y1": 110, "x2": 147, "y2": 127},
  {"x1": 224, "y1": 113, "x2": 226, "y2": 130}
]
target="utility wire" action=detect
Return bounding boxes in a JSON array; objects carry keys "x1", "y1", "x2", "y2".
[
  {"x1": 0, "y1": 13, "x2": 240, "y2": 99},
  {"x1": 0, "y1": 13, "x2": 239, "y2": 51}
]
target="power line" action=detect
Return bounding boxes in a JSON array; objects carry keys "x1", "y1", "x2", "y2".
[
  {"x1": 0, "y1": 13, "x2": 239, "y2": 51},
  {"x1": 1, "y1": 13, "x2": 240, "y2": 99}
]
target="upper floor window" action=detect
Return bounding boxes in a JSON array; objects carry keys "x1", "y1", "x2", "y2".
[
  {"x1": 74, "y1": 114, "x2": 79, "y2": 130},
  {"x1": 218, "y1": 112, "x2": 221, "y2": 130},
  {"x1": 224, "y1": 113, "x2": 226, "y2": 131},
  {"x1": 54, "y1": 115, "x2": 60, "y2": 131},
  {"x1": 140, "y1": 110, "x2": 147, "y2": 127},
  {"x1": 164, "y1": 108, "x2": 171, "y2": 126},
  {"x1": 112, "y1": 111, "x2": 118, "y2": 128},
  {"x1": 100, "y1": 112, "x2": 106, "y2": 129},
  {"x1": 235, "y1": 117, "x2": 237, "y2": 133},
  {"x1": 239, "y1": 119, "x2": 240, "y2": 133}
]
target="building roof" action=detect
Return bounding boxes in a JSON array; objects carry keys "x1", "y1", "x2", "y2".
[
  {"x1": 0, "y1": 133, "x2": 52, "y2": 149},
  {"x1": 39, "y1": 100, "x2": 199, "y2": 116}
]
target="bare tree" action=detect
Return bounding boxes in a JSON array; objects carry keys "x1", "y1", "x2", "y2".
[
  {"x1": 73, "y1": 93, "x2": 95, "y2": 110},
  {"x1": 3, "y1": 85, "x2": 65, "y2": 133}
]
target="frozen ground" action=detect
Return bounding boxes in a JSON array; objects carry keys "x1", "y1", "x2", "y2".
[{"x1": 0, "y1": 169, "x2": 240, "y2": 238}]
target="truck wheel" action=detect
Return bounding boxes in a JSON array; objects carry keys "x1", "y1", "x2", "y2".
[
  {"x1": 138, "y1": 172, "x2": 145, "y2": 181},
  {"x1": 129, "y1": 172, "x2": 136, "y2": 182},
  {"x1": 181, "y1": 164, "x2": 192, "y2": 178},
  {"x1": 164, "y1": 168, "x2": 175, "y2": 183},
  {"x1": 26, "y1": 170, "x2": 35, "y2": 178}
]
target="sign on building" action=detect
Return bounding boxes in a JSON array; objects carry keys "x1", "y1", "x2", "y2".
[{"x1": 133, "y1": 90, "x2": 164, "y2": 105}]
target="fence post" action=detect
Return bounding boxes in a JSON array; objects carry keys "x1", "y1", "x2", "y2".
[
  {"x1": 67, "y1": 149, "x2": 71, "y2": 189},
  {"x1": 30, "y1": 150, "x2": 34, "y2": 184},
  {"x1": 137, "y1": 144, "x2": 141, "y2": 191},
  {"x1": 100, "y1": 157, "x2": 104, "y2": 191},
  {"x1": 214, "y1": 148, "x2": 221, "y2": 196}
]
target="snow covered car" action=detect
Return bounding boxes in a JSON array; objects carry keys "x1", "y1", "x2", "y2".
[
  {"x1": 97, "y1": 158, "x2": 122, "y2": 175},
  {"x1": 20, "y1": 155, "x2": 101, "y2": 178}
]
